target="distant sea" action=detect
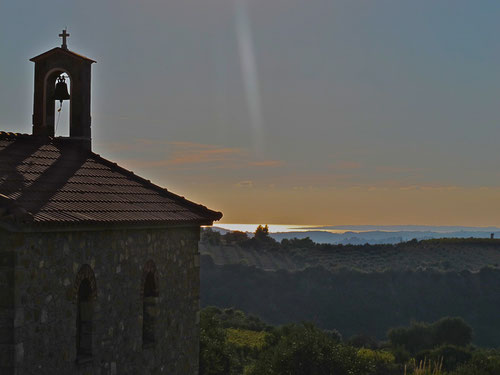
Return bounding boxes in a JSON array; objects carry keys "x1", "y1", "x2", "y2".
[
  {"x1": 208, "y1": 224, "x2": 500, "y2": 245},
  {"x1": 212, "y1": 223, "x2": 500, "y2": 234}
]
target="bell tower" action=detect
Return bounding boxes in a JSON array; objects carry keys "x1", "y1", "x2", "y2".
[{"x1": 31, "y1": 30, "x2": 95, "y2": 149}]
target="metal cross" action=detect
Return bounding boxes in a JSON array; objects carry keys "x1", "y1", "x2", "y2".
[{"x1": 59, "y1": 29, "x2": 70, "y2": 50}]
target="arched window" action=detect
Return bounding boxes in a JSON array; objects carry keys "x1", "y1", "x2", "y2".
[
  {"x1": 142, "y1": 260, "x2": 159, "y2": 348},
  {"x1": 74, "y1": 265, "x2": 97, "y2": 360}
]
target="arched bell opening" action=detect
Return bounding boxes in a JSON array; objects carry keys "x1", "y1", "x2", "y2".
[{"x1": 43, "y1": 69, "x2": 72, "y2": 137}]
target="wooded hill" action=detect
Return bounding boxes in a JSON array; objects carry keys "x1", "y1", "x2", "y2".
[{"x1": 200, "y1": 228, "x2": 500, "y2": 347}]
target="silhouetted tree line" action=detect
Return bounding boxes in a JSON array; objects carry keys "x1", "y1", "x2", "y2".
[{"x1": 203, "y1": 225, "x2": 281, "y2": 250}]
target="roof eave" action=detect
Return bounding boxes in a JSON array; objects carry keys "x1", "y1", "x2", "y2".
[
  {"x1": 30, "y1": 47, "x2": 96, "y2": 63},
  {"x1": 0, "y1": 218, "x2": 218, "y2": 233},
  {"x1": 91, "y1": 152, "x2": 223, "y2": 222}
]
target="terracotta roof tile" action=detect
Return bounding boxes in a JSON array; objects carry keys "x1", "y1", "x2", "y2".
[{"x1": 0, "y1": 132, "x2": 222, "y2": 226}]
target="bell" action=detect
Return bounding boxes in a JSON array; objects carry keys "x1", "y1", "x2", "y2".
[{"x1": 54, "y1": 75, "x2": 70, "y2": 103}]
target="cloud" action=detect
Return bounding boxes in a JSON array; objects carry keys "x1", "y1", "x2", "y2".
[
  {"x1": 235, "y1": 180, "x2": 254, "y2": 188},
  {"x1": 248, "y1": 160, "x2": 284, "y2": 167},
  {"x1": 375, "y1": 166, "x2": 425, "y2": 174},
  {"x1": 166, "y1": 142, "x2": 242, "y2": 166},
  {"x1": 329, "y1": 161, "x2": 362, "y2": 170},
  {"x1": 104, "y1": 139, "x2": 284, "y2": 171},
  {"x1": 395, "y1": 184, "x2": 460, "y2": 191}
]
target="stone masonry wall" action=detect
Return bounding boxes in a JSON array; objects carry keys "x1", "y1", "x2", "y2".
[
  {"x1": 4, "y1": 225, "x2": 201, "y2": 375},
  {"x1": 0, "y1": 229, "x2": 16, "y2": 373}
]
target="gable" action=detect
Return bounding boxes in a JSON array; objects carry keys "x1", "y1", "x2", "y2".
[
  {"x1": 0, "y1": 132, "x2": 222, "y2": 228},
  {"x1": 30, "y1": 47, "x2": 96, "y2": 63}
]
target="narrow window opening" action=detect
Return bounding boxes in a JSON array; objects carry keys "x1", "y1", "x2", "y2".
[
  {"x1": 77, "y1": 278, "x2": 93, "y2": 359},
  {"x1": 143, "y1": 272, "x2": 158, "y2": 347}
]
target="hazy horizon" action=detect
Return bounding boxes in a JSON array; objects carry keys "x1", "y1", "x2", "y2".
[{"x1": 213, "y1": 223, "x2": 500, "y2": 234}]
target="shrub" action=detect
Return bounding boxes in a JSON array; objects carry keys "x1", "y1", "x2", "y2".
[
  {"x1": 226, "y1": 328, "x2": 268, "y2": 350},
  {"x1": 416, "y1": 345, "x2": 472, "y2": 372},
  {"x1": 357, "y1": 348, "x2": 399, "y2": 375},
  {"x1": 449, "y1": 349, "x2": 500, "y2": 375},
  {"x1": 431, "y1": 317, "x2": 472, "y2": 348},
  {"x1": 199, "y1": 308, "x2": 239, "y2": 375},
  {"x1": 348, "y1": 334, "x2": 379, "y2": 349},
  {"x1": 388, "y1": 317, "x2": 473, "y2": 355},
  {"x1": 248, "y1": 322, "x2": 367, "y2": 375}
]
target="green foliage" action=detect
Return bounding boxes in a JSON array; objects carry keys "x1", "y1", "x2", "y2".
[
  {"x1": 432, "y1": 317, "x2": 473, "y2": 348},
  {"x1": 348, "y1": 334, "x2": 380, "y2": 349},
  {"x1": 200, "y1": 307, "x2": 272, "y2": 374},
  {"x1": 407, "y1": 358, "x2": 444, "y2": 375},
  {"x1": 202, "y1": 306, "x2": 270, "y2": 332},
  {"x1": 358, "y1": 348, "x2": 395, "y2": 363},
  {"x1": 388, "y1": 317, "x2": 473, "y2": 355},
  {"x1": 199, "y1": 308, "x2": 239, "y2": 375},
  {"x1": 248, "y1": 322, "x2": 368, "y2": 375},
  {"x1": 416, "y1": 345, "x2": 472, "y2": 372},
  {"x1": 227, "y1": 328, "x2": 268, "y2": 349},
  {"x1": 324, "y1": 328, "x2": 343, "y2": 343},
  {"x1": 449, "y1": 349, "x2": 500, "y2": 375},
  {"x1": 201, "y1": 251, "x2": 500, "y2": 347},
  {"x1": 388, "y1": 322, "x2": 434, "y2": 355},
  {"x1": 200, "y1": 305, "x2": 500, "y2": 375},
  {"x1": 357, "y1": 348, "x2": 399, "y2": 375}
]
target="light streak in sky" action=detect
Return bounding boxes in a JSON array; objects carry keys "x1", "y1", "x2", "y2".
[{"x1": 234, "y1": 0, "x2": 264, "y2": 155}]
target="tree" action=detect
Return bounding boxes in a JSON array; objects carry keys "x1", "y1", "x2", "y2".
[
  {"x1": 223, "y1": 230, "x2": 249, "y2": 245},
  {"x1": 201, "y1": 228, "x2": 222, "y2": 245},
  {"x1": 387, "y1": 317, "x2": 473, "y2": 355},
  {"x1": 254, "y1": 225, "x2": 270, "y2": 241},
  {"x1": 387, "y1": 322, "x2": 434, "y2": 354},
  {"x1": 432, "y1": 317, "x2": 473, "y2": 348},
  {"x1": 248, "y1": 323, "x2": 366, "y2": 375},
  {"x1": 199, "y1": 308, "x2": 238, "y2": 375}
]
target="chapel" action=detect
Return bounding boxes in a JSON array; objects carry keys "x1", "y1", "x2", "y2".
[{"x1": 0, "y1": 31, "x2": 222, "y2": 374}]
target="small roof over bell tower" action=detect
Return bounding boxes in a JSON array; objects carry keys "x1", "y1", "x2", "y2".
[{"x1": 31, "y1": 30, "x2": 95, "y2": 150}]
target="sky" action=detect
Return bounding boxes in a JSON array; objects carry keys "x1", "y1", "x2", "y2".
[{"x1": 1, "y1": 0, "x2": 500, "y2": 225}]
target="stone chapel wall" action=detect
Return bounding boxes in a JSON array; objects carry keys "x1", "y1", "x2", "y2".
[
  {"x1": 0, "y1": 229, "x2": 16, "y2": 373},
  {"x1": 6, "y1": 226, "x2": 201, "y2": 375}
]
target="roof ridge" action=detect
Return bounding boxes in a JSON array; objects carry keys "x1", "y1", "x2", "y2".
[
  {"x1": 0, "y1": 131, "x2": 33, "y2": 139},
  {"x1": 90, "y1": 152, "x2": 223, "y2": 222}
]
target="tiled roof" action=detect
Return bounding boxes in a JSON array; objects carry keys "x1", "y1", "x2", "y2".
[{"x1": 0, "y1": 132, "x2": 222, "y2": 227}]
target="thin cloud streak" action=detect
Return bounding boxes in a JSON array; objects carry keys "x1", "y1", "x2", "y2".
[
  {"x1": 109, "y1": 140, "x2": 283, "y2": 171},
  {"x1": 235, "y1": 0, "x2": 264, "y2": 155},
  {"x1": 329, "y1": 161, "x2": 363, "y2": 170},
  {"x1": 248, "y1": 160, "x2": 284, "y2": 167}
]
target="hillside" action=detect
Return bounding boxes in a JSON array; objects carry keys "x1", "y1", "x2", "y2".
[
  {"x1": 200, "y1": 232, "x2": 500, "y2": 347},
  {"x1": 200, "y1": 238, "x2": 500, "y2": 272}
]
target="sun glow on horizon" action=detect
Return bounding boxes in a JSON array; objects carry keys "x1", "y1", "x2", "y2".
[{"x1": 208, "y1": 223, "x2": 346, "y2": 234}]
